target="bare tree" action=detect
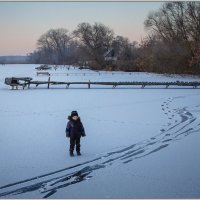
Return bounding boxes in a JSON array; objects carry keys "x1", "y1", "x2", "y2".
[
  {"x1": 145, "y1": 2, "x2": 200, "y2": 43},
  {"x1": 143, "y1": 2, "x2": 200, "y2": 73},
  {"x1": 37, "y1": 28, "x2": 73, "y2": 64},
  {"x1": 112, "y1": 36, "x2": 135, "y2": 60},
  {"x1": 73, "y1": 22, "x2": 114, "y2": 69}
]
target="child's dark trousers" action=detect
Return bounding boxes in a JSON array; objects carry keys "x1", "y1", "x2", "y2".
[{"x1": 70, "y1": 136, "x2": 81, "y2": 153}]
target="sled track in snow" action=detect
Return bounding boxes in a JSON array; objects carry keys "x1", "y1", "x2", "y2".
[{"x1": 0, "y1": 96, "x2": 200, "y2": 198}]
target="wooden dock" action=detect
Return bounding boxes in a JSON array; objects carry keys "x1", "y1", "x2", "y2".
[{"x1": 5, "y1": 77, "x2": 200, "y2": 89}]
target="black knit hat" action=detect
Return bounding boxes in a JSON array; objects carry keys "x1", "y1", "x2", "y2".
[{"x1": 71, "y1": 111, "x2": 78, "y2": 117}]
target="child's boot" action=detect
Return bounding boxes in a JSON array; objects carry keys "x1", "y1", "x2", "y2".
[
  {"x1": 76, "y1": 144, "x2": 81, "y2": 156},
  {"x1": 70, "y1": 151, "x2": 74, "y2": 157}
]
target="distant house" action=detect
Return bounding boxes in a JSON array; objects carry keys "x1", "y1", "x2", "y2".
[{"x1": 104, "y1": 49, "x2": 118, "y2": 63}]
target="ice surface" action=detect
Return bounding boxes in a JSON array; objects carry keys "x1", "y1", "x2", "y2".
[{"x1": 0, "y1": 64, "x2": 200, "y2": 198}]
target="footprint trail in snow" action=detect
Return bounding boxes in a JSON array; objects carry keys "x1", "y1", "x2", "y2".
[{"x1": 0, "y1": 96, "x2": 200, "y2": 198}]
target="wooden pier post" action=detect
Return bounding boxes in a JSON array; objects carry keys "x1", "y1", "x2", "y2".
[
  {"x1": 66, "y1": 83, "x2": 70, "y2": 89},
  {"x1": 47, "y1": 76, "x2": 50, "y2": 89}
]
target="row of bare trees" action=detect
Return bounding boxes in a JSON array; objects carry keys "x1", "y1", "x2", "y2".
[
  {"x1": 29, "y1": 2, "x2": 200, "y2": 74},
  {"x1": 28, "y1": 22, "x2": 139, "y2": 71}
]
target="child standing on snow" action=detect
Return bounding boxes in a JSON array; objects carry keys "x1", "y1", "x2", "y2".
[{"x1": 66, "y1": 111, "x2": 86, "y2": 156}]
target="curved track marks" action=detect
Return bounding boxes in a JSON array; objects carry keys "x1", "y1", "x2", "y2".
[{"x1": 0, "y1": 96, "x2": 200, "y2": 198}]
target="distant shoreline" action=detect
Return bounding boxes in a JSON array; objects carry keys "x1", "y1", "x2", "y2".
[{"x1": 0, "y1": 55, "x2": 30, "y2": 64}]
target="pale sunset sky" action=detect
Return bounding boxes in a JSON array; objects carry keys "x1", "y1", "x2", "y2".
[{"x1": 0, "y1": 2, "x2": 163, "y2": 56}]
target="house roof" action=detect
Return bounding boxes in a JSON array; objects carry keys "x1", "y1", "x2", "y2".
[{"x1": 104, "y1": 48, "x2": 114, "y2": 57}]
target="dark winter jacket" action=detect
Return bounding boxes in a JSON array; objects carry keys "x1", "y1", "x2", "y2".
[{"x1": 66, "y1": 116, "x2": 86, "y2": 138}]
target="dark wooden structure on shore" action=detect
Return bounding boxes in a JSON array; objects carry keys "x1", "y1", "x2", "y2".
[
  {"x1": 4, "y1": 77, "x2": 200, "y2": 89},
  {"x1": 4, "y1": 77, "x2": 32, "y2": 89}
]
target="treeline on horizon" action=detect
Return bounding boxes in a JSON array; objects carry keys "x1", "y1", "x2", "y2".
[{"x1": 12, "y1": 2, "x2": 200, "y2": 74}]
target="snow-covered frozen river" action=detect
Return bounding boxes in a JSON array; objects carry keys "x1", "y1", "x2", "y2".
[{"x1": 0, "y1": 64, "x2": 200, "y2": 198}]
